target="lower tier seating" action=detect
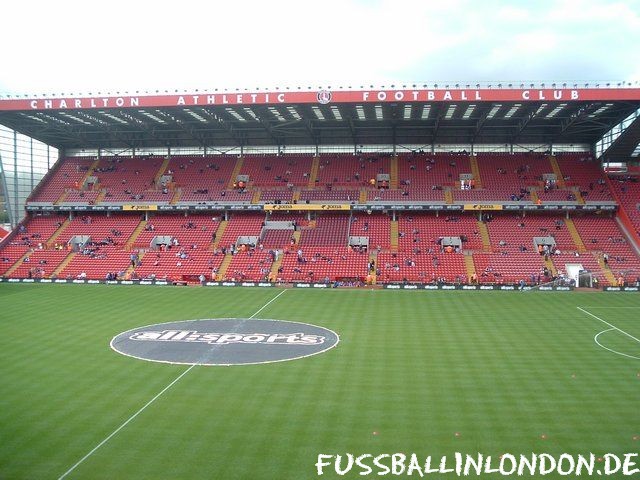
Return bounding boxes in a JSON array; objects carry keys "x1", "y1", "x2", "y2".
[{"x1": 1, "y1": 211, "x2": 638, "y2": 286}]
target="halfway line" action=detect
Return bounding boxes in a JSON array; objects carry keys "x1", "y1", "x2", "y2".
[
  {"x1": 57, "y1": 288, "x2": 288, "y2": 480},
  {"x1": 249, "y1": 288, "x2": 287, "y2": 318}
]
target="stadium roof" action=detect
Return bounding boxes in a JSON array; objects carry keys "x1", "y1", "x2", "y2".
[{"x1": 1, "y1": 85, "x2": 640, "y2": 151}]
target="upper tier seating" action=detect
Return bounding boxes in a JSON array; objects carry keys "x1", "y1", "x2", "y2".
[
  {"x1": 240, "y1": 154, "x2": 313, "y2": 187},
  {"x1": 29, "y1": 158, "x2": 96, "y2": 203},
  {"x1": 367, "y1": 188, "x2": 445, "y2": 202},
  {"x1": 93, "y1": 156, "x2": 167, "y2": 202},
  {"x1": 474, "y1": 152, "x2": 552, "y2": 200},
  {"x1": 167, "y1": 155, "x2": 239, "y2": 202},
  {"x1": 260, "y1": 190, "x2": 294, "y2": 204},
  {"x1": 554, "y1": 153, "x2": 613, "y2": 201},
  {"x1": 397, "y1": 152, "x2": 471, "y2": 190},
  {"x1": 25, "y1": 152, "x2": 617, "y2": 206},
  {"x1": 299, "y1": 190, "x2": 359, "y2": 203},
  {"x1": 314, "y1": 153, "x2": 392, "y2": 188}
]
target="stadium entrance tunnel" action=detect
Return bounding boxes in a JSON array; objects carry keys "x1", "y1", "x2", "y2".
[{"x1": 110, "y1": 318, "x2": 340, "y2": 365}]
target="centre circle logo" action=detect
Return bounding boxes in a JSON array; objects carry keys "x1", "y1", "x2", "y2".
[{"x1": 110, "y1": 318, "x2": 339, "y2": 366}]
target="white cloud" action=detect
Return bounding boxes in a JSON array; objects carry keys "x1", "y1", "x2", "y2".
[{"x1": 0, "y1": 0, "x2": 639, "y2": 94}]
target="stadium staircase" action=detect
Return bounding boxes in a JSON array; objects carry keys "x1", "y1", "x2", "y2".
[
  {"x1": 125, "y1": 220, "x2": 148, "y2": 250},
  {"x1": 252, "y1": 190, "x2": 261, "y2": 204},
  {"x1": 368, "y1": 250, "x2": 378, "y2": 284},
  {"x1": 390, "y1": 220, "x2": 398, "y2": 250},
  {"x1": 390, "y1": 156, "x2": 398, "y2": 189},
  {"x1": 292, "y1": 190, "x2": 301, "y2": 203},
  {"x1": 268, "y1": 252, "x2": 284, "y2": 281},
  {"x1": 291, "y1": 230, "x2": 301, "y2": 244},
  {"x1": 56, "y1": 158, "x2": 102, "y2": 204},
  {"x1": 477, "y1": 221, "x2": 492, "y2": 252},
  {"x1": 80, "y1": 158, "x2": 101, "y2": 187},
  {"x1": 564, "y1": 218, "x2": 587, "y2": 253},
  {"x1": 444, "y1": 188, "x2": 453, "y2": 204},
  {"x1": 2, "y1": 250, "x2": 34, "y2": 277},
  {"x1": 548, "y1": 156, "x2": 566, "y2": 187},
  {"x1": 463, "y1": 253, "x2": 476, "y2": 280},
  {"x1": 215, "y1": 253, "x2": 234, "y2": 280},
  {"x1": 574, "y1": 189, "x2": 585, "y2": 204},
  {"x1": 359, "y1": 188, "x2": 367, "y2": 203},
  {"x1": 543, "y1": 257, "x2": 557, "y2": 276},
  {"x1": 596, "y1": 255, "x2": 618, "y2": 285},
  {"x1": 529, "y1": 189, "x2": 540, "y2": 204},
  {"x1": 308, "y1": 157, "x2": 320, "y2": 187},
  {"x1": 227, "y1": 157, "x2": 244, "y2": 189},
  {"x1": 49, "y1": 252, "x2": 76, "y2": 278},
  {"x1": 469, "y1": 155, "x2": 482, "y2": 188},
  {"x1": 55, "y1": 191, "x2": 70, "y2": 205},
  {"x1": 211, "y1": 220, "x2": 228, "y2": 250},
  {"x1": 45, "y1": 219, "x2": 71, "y2": 248},
  {"x1": 94, "y1": 189, "x2": 107, "y2": 203},
  {"x1": 154, "y1": 158, "x2": 170, "y2": 184},
  {"x1": 125, "y1": 251, "x2": 145, "y2": 278},
  {"x1": 170, "y1": 188, "x2": 182, "y2": 204}
]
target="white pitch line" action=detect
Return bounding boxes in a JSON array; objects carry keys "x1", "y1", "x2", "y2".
[
  {"x1": 57, "y1": 364, "x2": 195, "y2": 480},
  {"x1": 57, "y1": 289, "x2": 288, "y2": 480},
  {"x1": 594, "y1": 329, "x2": 640, "y2": 360},
  {"x1": 579, "y1": 306, "x2": 640, "y2": 309},
  {"x1": 249, "y1": 288, "x2": 287, "y2": 318},
  {"x1": 577, "y1": 306, "x2": 640, "y2": 345}
]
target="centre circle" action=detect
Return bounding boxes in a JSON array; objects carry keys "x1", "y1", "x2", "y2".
[{"x1": 110, "y1": 318, "x2": 340, "y2": 366}]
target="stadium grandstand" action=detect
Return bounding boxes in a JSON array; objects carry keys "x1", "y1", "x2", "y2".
[{"x1": 1, "y1": 83, "x2": 640, "y2": 289}]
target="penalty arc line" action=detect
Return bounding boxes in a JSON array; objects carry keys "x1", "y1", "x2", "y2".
[
  {"x1": 577, "y1": 306, "x2": 640, "y2": 359},
  {"x1": 57, "y1": 288, "x2": 288, "y2": 480},
  {"x1": 577, "y1": 306, "x2": 640, "y2": 344},
  {"x1": 594, "y1": 329, "x2": 640, "y2": 360}
]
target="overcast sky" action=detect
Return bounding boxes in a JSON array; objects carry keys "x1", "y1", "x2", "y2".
[{"x1": 1, "y1": 0, "x2": 639, "y2": 95}]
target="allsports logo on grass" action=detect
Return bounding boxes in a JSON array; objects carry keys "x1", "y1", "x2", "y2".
[
  {"x1": 111, "y1": 318, "x2": 339, "y2": 366},
  {"x1": 130, "y1": 330, "x2": 325, "y2": 345}
]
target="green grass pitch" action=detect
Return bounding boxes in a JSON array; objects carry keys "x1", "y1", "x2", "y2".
[{"x1": 1, "y1": 283, "x2": 639, "y2": 479}]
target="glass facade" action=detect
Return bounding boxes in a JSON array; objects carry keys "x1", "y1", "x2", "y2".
[
  {"x1": 595, "y1": 107, "x2": 640, "y2": 159},
  {"x1": 0, "y1": 125, "x2": 58, "y2": 227}
]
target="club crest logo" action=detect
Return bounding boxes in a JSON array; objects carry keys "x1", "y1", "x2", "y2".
[{"x1": 317, "y1": 90, "x2": 332, "y2": 104}]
